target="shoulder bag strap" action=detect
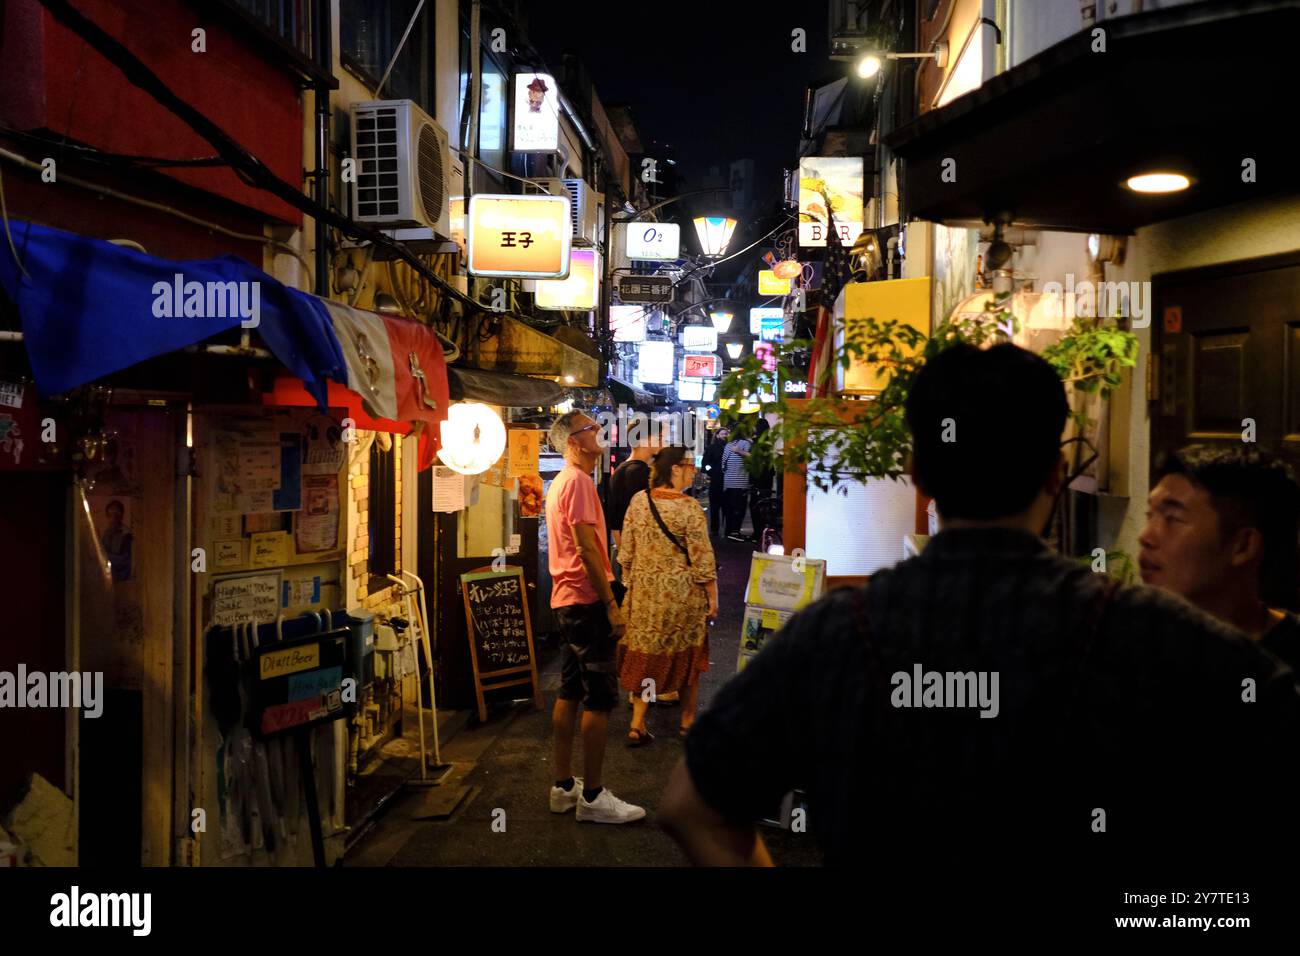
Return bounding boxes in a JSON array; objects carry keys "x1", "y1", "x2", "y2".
[{"x1": 645, "y1": 491, "x2": 692, "y2": 566}]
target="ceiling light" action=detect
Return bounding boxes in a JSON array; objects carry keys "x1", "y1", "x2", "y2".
[
  {"x1": 1124, "y1": 172, "x2": 1190, "y2": 194},
  {"x1": 856, "y1": 55, "x2": 882, "y2": 78}
]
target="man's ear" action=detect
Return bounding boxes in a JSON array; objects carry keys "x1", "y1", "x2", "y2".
[
  {"x1": 1044, "y1": 452, "x2": 1068, "y2": 496},
  {"x1": 1228, "y1": 526, "x2": 1265, "y2": 569}
]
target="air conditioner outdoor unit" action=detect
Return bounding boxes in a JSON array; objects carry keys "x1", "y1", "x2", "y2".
[
  {"x1": 562, "y1": 178, "x2": 599, "y2": 246},
  {"x1": 521, "y1": 178, "x2": 597, "y2": 245},
  {"x1": 523, "y1": 177, "x2": 566, "y2": 198},
  {"x1": 350, "y1": 99, "x2": 451, "y2": 238}
]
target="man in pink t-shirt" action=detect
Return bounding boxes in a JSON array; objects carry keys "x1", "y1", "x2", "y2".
[{"x1": 544, "y1": 411, "x2": 646, "y2": 825}]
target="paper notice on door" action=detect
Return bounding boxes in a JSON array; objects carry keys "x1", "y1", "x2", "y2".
[
  {"x1": 431, "y1": 466, "x2": 466, "y2": 512},
  {"x1": 250, "y1": 531, "x2": 289, "y2": 567},
  {"x1": 295, "y1": 475, "x2": 340, "y2": 553}
]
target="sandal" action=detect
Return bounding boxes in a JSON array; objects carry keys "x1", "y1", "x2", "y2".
[{"x1": 626, "y1": 728, "x2": 654, "y2": 747}]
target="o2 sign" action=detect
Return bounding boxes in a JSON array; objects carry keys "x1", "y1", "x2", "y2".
[{"x1": 623, "y1": 222, "x2": 681, "y2": 261}]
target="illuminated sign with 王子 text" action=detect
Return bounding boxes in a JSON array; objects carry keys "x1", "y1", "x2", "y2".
[{"x1": 468, "y1": 194, "x2": 571, "y2": 278}]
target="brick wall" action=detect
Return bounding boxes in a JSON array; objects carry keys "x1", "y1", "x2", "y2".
[{"x1": 348, "y1": 433, "x2": 403, "y2": 612}]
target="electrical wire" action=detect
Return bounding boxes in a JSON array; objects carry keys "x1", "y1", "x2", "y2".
[
  {"x1": 0, "y1": 165, "x2": 31, "y2": 279},
  {"x1": 31, "y1": 0, "x2": 491, "y2": 316},
  {"x1": 0, "y1": 144, "x2": 314, "y2": 285},
  {"x1": 0, "y1": 125, "x2": 227, "y2": 168}
]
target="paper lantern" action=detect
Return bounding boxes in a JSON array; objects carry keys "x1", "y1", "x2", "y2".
[{"x1": 436, "y1": 402, "x2": 507, "y2": 475}]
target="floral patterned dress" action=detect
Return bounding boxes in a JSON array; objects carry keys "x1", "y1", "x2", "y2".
[{"x1": 617, "y1": 487, "x2": 716, "y2": 693}]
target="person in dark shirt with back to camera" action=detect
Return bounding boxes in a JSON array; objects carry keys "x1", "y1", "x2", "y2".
[
  {"x1": 1140, "y1": 444, "x2": 1300, "y2": 672},
  {"x1": 659, "y1": 343, "x2": 1300, "y2": 869}
]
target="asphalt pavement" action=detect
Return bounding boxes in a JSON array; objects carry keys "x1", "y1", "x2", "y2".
[{"x1": 344, "y1": 527, "x2": 821, "y2": 868}]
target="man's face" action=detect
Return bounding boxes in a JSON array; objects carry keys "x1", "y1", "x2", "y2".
[
  {"x1": 567, "y1": 414, "x2": 602, "y2": 457},
  {"x1": 1138, "y1": 474, "x2": 1231, "y2": 601}
]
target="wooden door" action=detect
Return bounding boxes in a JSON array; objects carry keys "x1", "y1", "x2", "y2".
[{"x1": 1152, "y1": 252, "x2": 1300, "y2": 473}]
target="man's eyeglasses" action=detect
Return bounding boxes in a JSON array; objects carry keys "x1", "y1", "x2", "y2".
[{"x1": 571, "y1": 423, "x2": 598, "y2": 436}]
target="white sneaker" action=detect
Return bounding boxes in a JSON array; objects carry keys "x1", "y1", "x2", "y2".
[
  {"x1": 549, "y1": 776, "x2": 584, "y2": 814},
  {"x1": 575, "y1": 788, "x2": 647, "y2": 824}
]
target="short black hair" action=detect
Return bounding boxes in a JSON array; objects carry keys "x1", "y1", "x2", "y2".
[
  {"x1": 1155, "y1": 445, "x2": 1300, "y2": 609},
  {"x1": 905, "y1": 343, "x2": 1068, "y2": 520}
]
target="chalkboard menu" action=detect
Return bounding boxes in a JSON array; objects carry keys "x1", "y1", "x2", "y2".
[{"x1": 460, "y1": 567, "x2": 541, "y2": 722}]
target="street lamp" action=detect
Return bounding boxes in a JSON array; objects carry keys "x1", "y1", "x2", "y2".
[
  {"x1": 710, "y1": 310, "x2": 733, "y2": 334},
  {"x1": 693, "y1": 216, "x2": 738, "y2": 258},
  {"x1": 725, "y1": 341, "x2": 745, "y2": 360}
]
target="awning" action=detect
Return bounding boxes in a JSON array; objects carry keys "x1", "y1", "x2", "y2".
[
  {"x1": 884, "y1": 0, "x2": 1300, "y2": 234},
  {"x1": 447, "y1": 365, "x2": 567, "y2": 407},
  {"x1": 0, "y1": 219, "x2": 450, "y2": 469},
  {"x1": 608, "y1": 376, "x2": 656, "y2": 411},
  {"x1": 464, "y1": 313, "x2": 599, "y2": 387}
]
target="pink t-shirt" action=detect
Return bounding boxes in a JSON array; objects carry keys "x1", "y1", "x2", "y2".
[{"x1": 547, "y1": 464, "x2": 613, "y2": 608}]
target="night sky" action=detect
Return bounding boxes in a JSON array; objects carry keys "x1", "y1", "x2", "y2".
[{"x1": 526, "y1": 1, "x2": 834, "y2": 224}]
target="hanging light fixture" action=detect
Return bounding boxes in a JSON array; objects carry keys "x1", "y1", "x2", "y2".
[
  {"x1": 692, "y1": 216, "x2": 737, "y2": 258},
  {"x1": 710, "y1": 310, "x2": 733, "y2": 334},
  {"x1": 725, "y1": 341, "x2": 745, "y2": 360},
  {"x1": 436, "y1": 402, "x2": 507, "y2": 475}
]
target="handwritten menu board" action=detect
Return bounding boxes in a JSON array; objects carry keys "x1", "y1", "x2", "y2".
[
  {"x1": 459, "y1": 567, "x2": 541, "y2": 722},
  {"x1": 212, "y1": 572, "x2": 282, "y2": 627}
]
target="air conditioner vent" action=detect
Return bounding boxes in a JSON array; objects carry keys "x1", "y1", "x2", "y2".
[{"x1": 350, "y1": 99, "x2": 452, "y2": 237}]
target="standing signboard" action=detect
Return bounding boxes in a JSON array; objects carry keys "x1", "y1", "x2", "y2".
[{"x1": 460, "y1": 566, "x2": 542, "y2": 722}]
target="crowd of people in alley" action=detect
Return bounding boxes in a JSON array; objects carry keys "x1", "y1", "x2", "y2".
[{"x1": 543, "y1": 343, "x2": 1300, "y2": 863}]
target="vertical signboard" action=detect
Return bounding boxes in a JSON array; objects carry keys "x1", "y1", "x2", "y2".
[
  {"x1": 512, "y1": 73, "x2": 559, "y2": 152},
  {"x1": 798, "y1": 156, "x2": 864, "y2": 248}
]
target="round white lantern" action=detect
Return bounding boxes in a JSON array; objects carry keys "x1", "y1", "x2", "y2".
[{"x1": 436, "y1": 402, "x2": 507, "y2": 475}]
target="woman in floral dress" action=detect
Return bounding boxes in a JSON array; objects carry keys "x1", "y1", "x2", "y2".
[{"x1": 618, "y1": 446, "x2": 718, "y2": 744}]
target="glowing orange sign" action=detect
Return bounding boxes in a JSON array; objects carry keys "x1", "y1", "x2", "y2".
[{"x1": 468, "y1": 194, "x2": 572, "y2": 278}]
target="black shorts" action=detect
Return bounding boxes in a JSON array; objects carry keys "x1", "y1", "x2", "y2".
[{"x1": 554, "y1": 601, "x2": 619, "y2": 712}]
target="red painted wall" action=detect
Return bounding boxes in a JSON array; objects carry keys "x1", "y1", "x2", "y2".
[{"x1": 0, "y1": 0, "x2": 304, "y2": 225}]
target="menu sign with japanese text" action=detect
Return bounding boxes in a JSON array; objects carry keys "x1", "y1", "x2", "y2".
[
  {"x1": 468, "y1": 194, "x2": 572, "y2": 278},
  {"x1": 460, "y1": 567, "x2": 542, "y2": 721}
]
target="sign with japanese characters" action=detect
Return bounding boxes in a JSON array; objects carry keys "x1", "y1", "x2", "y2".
[
  {"x1": 682, "y1": 354, "x2": 719, "y2": 378},
  {"x1": 681, "y1": 325, "x2": 718, "y2": 351},
  {"x1": 616, "y1": 275, "x2": 673, "y2": 303},
  {"x1": 460, "y1": 567, "x2": 542, "y2": 722},
  {"x1": 623, "y1": 222, "x2": 681, "y2": 261},
  {"x1": 468, "y1": 194, "x2": 572, "y2": 278},
  {"x1": 511, "y1": 73, "x2": 559, "y2": 152}
]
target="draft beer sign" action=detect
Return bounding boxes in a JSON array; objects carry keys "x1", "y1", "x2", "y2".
[{"x1": 468, "y1": 194, "x2": 572, "y2": 278}]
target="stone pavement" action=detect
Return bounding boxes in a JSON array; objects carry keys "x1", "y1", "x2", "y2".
[{"x1": 344, "y1": 531, "x2": 821, "y2": 867}]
